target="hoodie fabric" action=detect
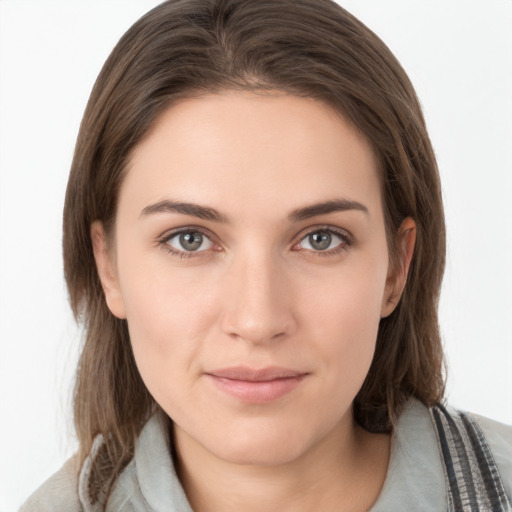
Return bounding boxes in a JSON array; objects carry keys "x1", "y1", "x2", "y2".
[{"x1": 20, "y1": 400, "x2": 512, "y2": 511}]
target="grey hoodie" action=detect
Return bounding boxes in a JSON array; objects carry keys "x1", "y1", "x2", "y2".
[{"x1": 20, "y1": 400, "x2": 512, "y2": 511}]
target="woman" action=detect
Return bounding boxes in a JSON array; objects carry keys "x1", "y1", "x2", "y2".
[{"x1": 21, "y1": 0, "x2": 511, "y2": 510}]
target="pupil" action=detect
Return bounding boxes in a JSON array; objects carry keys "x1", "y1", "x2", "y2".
[
  {"x1": 180, "y1": 232, "x2": 202, "y2": 251},
  {"x1": 310, "y1": 231, "x2": 331, "y2": 250}
]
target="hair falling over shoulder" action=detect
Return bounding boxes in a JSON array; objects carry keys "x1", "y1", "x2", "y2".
[{"x1": 63, "y1": 0, "x2": 446, "y2": 506}]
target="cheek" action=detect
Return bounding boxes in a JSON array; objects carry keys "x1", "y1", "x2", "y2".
[
  {"x1": 299, "y1": 254, "x2": 388, "y2": 380},
  {"x1": 115, "y1": 249, "x2": 220, "y2": 393}
]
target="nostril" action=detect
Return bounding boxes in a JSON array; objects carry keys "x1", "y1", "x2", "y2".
[
  {"x1": 221, "y1": 305, "x2": 295, "y2": 345},
  {"x1": 219, "y1": 258, "x2": 297, "y2": 343}
]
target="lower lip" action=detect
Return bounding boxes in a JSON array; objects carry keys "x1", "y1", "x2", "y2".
[{"x1": 206, "y1": 375, "x2": 306, "y2": 403}]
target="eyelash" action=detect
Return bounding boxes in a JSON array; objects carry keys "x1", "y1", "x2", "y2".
[
  {"x1": 292, "y1": 226, "x2": 353, "y2": 257},
  {"x1": 158, "y1": 226, "x2": 218, "y2": 259},
  {"x1": 158, "y1": 225, "x2": 353, "y2": 260}
]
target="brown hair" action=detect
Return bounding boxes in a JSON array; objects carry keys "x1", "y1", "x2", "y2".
[{"x1": 63, "y1": 0, "x2": 446, "y2": 504}]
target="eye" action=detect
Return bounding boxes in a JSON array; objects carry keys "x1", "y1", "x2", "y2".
[
  {"x1": 165, "y1": 230, "x2": 213, "y2": 253},
  {"x1": 295, "y1": 228, "x2": 351, "y2": 253}
]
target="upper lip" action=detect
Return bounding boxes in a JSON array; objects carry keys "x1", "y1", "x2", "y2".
[{"x1": 206, "y1": 366, "x2": 307, "y2": 382}]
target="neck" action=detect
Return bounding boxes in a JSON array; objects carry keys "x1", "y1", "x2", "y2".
[{"x1": 173, "y1": 414, "x2": 390, "y2": 512}]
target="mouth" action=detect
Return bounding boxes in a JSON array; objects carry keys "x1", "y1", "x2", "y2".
[{"x1": 205, "y1": 366, "x2": 308, "y2": 403}]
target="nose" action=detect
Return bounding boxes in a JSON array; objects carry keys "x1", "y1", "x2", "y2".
[{"x1": 220, "y1": 252, "x2": 297, "y2": 345}]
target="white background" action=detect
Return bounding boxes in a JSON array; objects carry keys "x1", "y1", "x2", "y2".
[{"x1": 1, "y1": 1, "x2": 511, "y2": 510}]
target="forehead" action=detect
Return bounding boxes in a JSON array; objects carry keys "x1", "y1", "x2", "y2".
[{"x1": 121, "y1": 91, "x2": 382, "y2": 222}]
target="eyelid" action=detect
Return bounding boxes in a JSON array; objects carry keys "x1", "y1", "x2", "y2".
[
  {"x1": 156, "y1": 224, "x2": 353, "y2": 259},
  {"x1": 159, "y1": 225, "x2": 218, "y2": 242},
  {"x1": 295, "y1": 224, "x2": 353, "y2": 243},
  {"x1": 157, "y1": 225, "x2": 221, "y2": 258},
  {"x1": 292, "y1": 225, "x2": 353, "y2": 252}
]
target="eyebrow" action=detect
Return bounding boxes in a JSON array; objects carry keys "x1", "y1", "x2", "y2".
[
  {"x1": 139, "y1": 197, "x2": 368, "y2": 223},
  {"x1": 140, "y1": 200, "x2": 229, "y2": 223},
  {"x1": 288, "y1": 198, "x2": 369, "y2": 221}
]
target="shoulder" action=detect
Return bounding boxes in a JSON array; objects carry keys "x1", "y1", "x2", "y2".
[
  {"x1": 371, "y1": 399, "x2": 512, "y2": 511},
  {"x1": 409, "y1": 401, "x2": 512, "y2": 506},
  {"x1": 19, "y1": 455, "x2": 81, "y2": 512},
  {"x1": 471, "y1": 410, "x2": 512, "y2": 499},
  {"x1": 19, "y1": 414, "x2": 181, "y2": 512}
]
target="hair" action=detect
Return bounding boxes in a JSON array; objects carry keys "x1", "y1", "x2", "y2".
[{"x1": 63, "y1": 0, "x2": 446, "y2": 505}]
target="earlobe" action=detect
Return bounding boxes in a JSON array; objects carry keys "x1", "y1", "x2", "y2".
[
  {"x1": 90, "y1": 221, "x2": 127, "y2": 319},
  {"x1": 381, "y1": 217, "x2": 416, "y2": 318}
]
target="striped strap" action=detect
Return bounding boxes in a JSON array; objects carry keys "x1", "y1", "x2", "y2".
[{"x1": 430, "y1": 404, "x2": 511, "y2": 512}]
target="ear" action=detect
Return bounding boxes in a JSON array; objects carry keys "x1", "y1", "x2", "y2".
[
  {"x1": 381, "y1": 217, "x2": 416, "y2": 318},
  {"x1": 90, "y1": 221, "x2": 127, "y2": 319}
]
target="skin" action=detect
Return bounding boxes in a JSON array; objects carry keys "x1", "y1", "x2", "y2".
[{"x1": 92, "y1": 91, "x2": 416, "y2": 512}]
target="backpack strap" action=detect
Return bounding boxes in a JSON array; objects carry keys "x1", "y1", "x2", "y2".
[{"x1": 430, "y1": 403, "x2": 511, "y2": 511}]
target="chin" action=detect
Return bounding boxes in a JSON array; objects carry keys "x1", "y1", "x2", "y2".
[{"x1": 204, "y1": 420, "x2": 320, "y2": 467}]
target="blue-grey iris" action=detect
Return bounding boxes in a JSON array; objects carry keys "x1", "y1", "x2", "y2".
[
  {"x1": 180, "y1": 232, "x2": 203, "y2": 251},
  {"x1": 309, "y1": 231, "x2": 331, "y2": 250}
]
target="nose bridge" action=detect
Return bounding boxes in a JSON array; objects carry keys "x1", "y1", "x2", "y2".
[{"x1": 221, "y1": 247, "x2": 295, "y2": 344}]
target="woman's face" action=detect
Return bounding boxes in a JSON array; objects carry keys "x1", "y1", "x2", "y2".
[{"x1": 93, "y1": 91, "x2": 407, "y2": 466}]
